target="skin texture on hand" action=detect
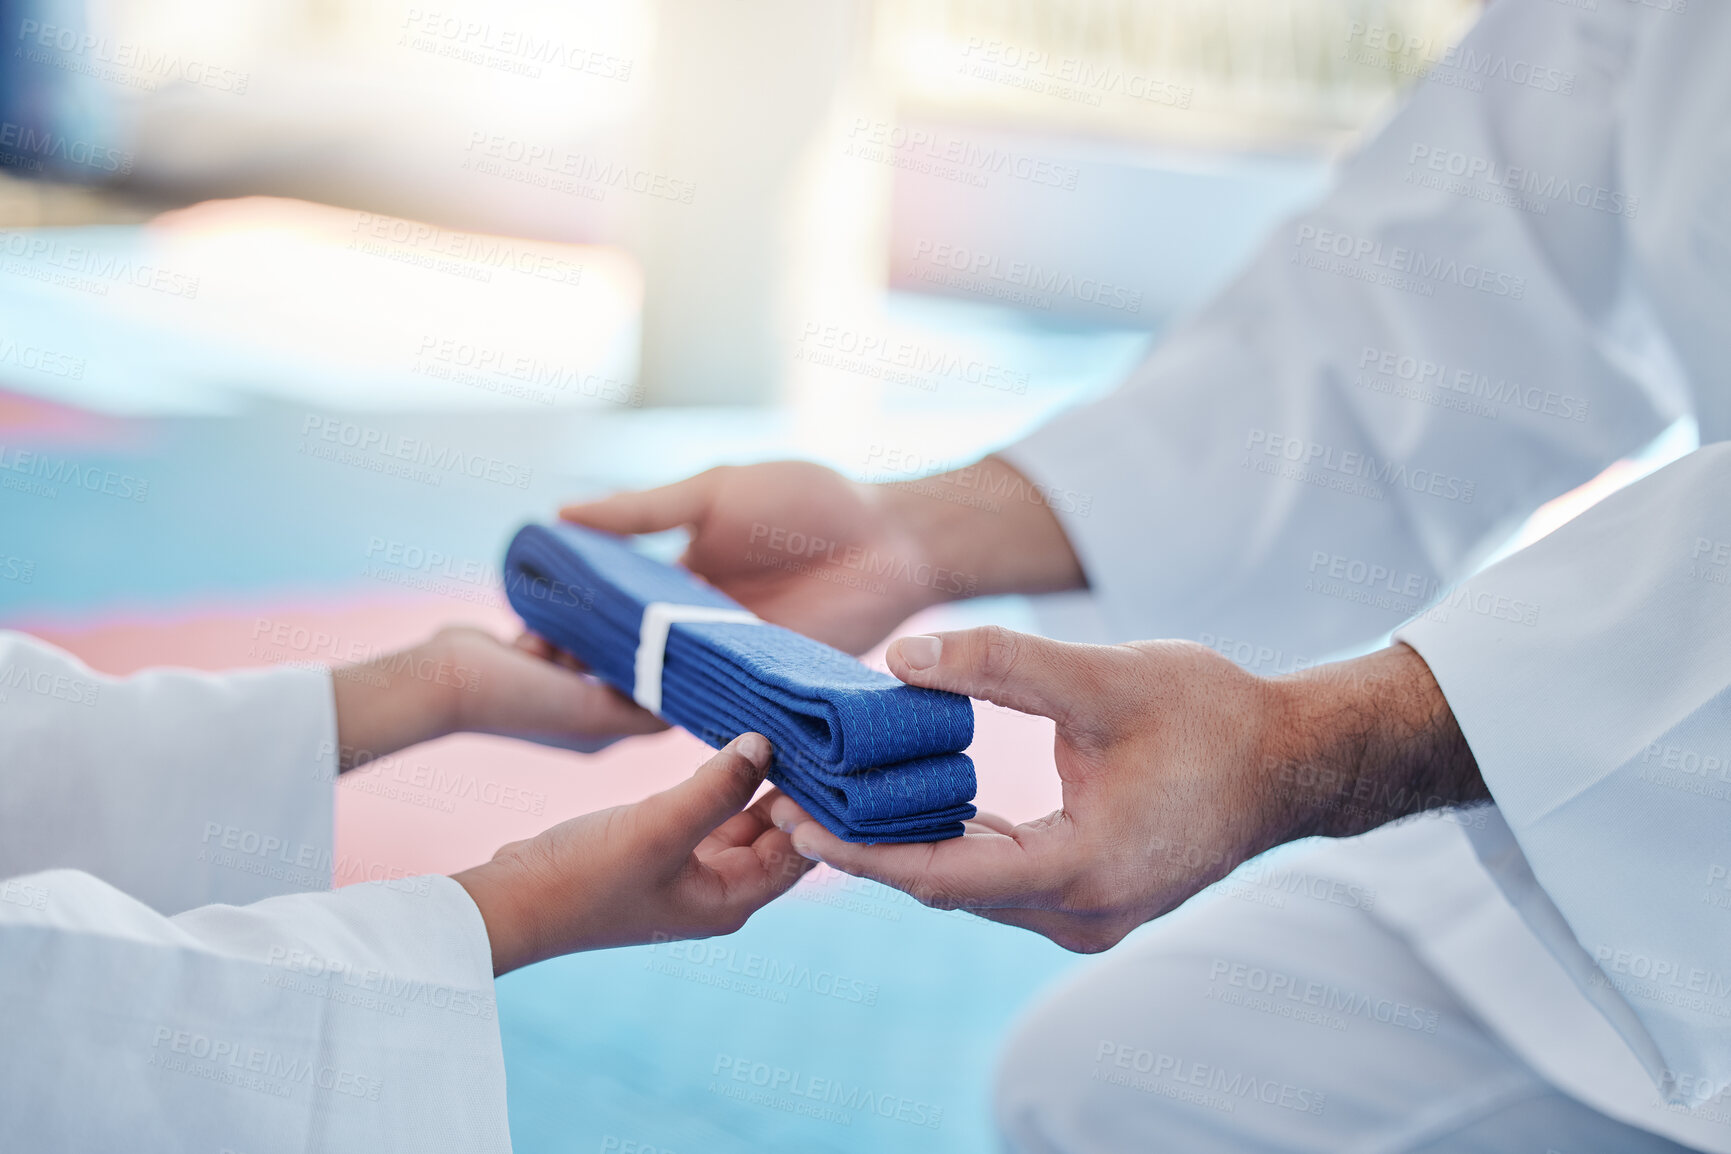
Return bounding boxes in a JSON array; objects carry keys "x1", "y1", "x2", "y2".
[
  {"x1": 331, "y1": 629, "x2": 805, "y2": 975},
  {"x1": 560, "y1": 456, "x2": 1083, "y2": 656},
  {"x1": 770, "y1": 628, "x2": 1486, "y2": 954},
  {"x1": 453, "y1": 734, "x2": 814, "y2": 975},
  {"x1": 1269, "y1": 642, "x2": 1487, "y2": 843},
  {"x1": 331, "y1": 626, "x2": 665, "y2": 770}
]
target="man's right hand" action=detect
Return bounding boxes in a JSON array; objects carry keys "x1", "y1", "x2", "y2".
[{"x1": 560, "y1": 457, "x2": 1086, "y2": 655}]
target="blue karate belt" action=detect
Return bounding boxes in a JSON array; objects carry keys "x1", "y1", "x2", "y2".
[{"x1": 502, "y1": 522, "x2": 977, "y2": 842}]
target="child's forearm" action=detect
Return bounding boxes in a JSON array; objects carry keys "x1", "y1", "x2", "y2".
[{"x1": 330, "y1": 633, "x2": 471, "y2": 770}]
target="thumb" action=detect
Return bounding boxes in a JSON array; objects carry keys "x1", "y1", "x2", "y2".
[
  {"x1": 559, "y1": 469, "x2": 721, "y2": 535},
  {"x1": 638, "y1": 733, "x2": 774, "y2": 854},
  {"x1": 886, "y1": 625, "x2": 1089, "y2": 722}
]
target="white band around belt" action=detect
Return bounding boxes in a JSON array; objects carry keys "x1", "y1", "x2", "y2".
[{"x1": 633, "y1": 601, "x2": 761, "y2": 716}]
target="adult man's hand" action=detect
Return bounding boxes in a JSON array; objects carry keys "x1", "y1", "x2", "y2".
[
  {"x1": 771, "y1": 627, "x2": 1487, "y2": 953},
  {"x1": 560, "y1": 458, "x2": 1084, "y2": 655}
]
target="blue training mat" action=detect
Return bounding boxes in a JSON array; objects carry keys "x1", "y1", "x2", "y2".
[{"x1": 502, "y1": 523, "x2": 977, "y2": 842}]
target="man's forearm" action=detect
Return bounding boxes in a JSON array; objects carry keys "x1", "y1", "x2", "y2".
[
  {"x1": 879, "y1": 461, "x2": 1483, "y2": 849},
  {"x1": 879, "y1": 455, "x2": 1087, "y2": 603},
  {"x1": 1260, "y1": 642, "x2": 1489, "y2": 845}
]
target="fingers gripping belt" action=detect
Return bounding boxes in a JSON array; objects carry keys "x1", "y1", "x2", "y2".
[{"x1": 502, "y1": 522, "x2": 977, "y2": 842}]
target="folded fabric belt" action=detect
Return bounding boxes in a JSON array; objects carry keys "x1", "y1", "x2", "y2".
[{"x1": 502, "y1": 522, "x2": 977, "y2": 842}]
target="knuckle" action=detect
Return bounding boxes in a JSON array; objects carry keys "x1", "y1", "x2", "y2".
[{"x1": 973, "y1": 625, "x2": 1024, "y2": 685}]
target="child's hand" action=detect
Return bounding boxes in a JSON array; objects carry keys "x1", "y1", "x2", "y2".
[
  {"x1": 452, "y1": 733, "x2": 813, "y2": 973},
  {"x1": 331, "y1": 625, "x2": 665, "y2": 769},
  {"x1": 445, "y1": 626, "x2": 667, "y2": 753}
]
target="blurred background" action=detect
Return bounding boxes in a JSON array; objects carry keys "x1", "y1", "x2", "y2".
[{"x1": 0, "y1": 1, "x2": 1519, "y2": 1151}]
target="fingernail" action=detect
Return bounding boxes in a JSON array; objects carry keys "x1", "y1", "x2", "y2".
[
  {"x1": 897, "y1": 635, "x2": 942, "y2": 671},
  {"x1": 733, "y1": 732, "x2": 772, "y2": 769},
  {"x1": 793, "y1": 840, "x2": 824, "y2": 863}
]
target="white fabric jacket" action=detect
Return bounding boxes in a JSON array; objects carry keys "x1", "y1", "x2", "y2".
[
  {"x1": 0, "y1": 632, "x2": 510, "y2": 1152},
  {"x1": 1005, "y1": 0, "x2": 1731, "y2": 1146}
]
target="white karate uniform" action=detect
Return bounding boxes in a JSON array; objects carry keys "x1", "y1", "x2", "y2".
[
  {"x1": 998, "y1": 0, "x2": 1731, "y2": 1148},
  {"x1": 0, "y1": 633, "x2": 510, "y2": 1152}
]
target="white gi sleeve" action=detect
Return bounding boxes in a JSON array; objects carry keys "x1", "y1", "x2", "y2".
[
  {"x1": 1397, "y1": 442, "x2": 1731, "y2": 1104},
  {"x1": 0, "y1": 631, "x2": 511, "y2": 1149},
  {"x1": 0, "y1": 629, "x2": 337, "y2": 914},
  {"x1": 1002, "y1": 0, "x2": 1684, "y2": 665},
  {"x1": 0, "y1": 868, "x2": 509, "y2": 1152}
]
